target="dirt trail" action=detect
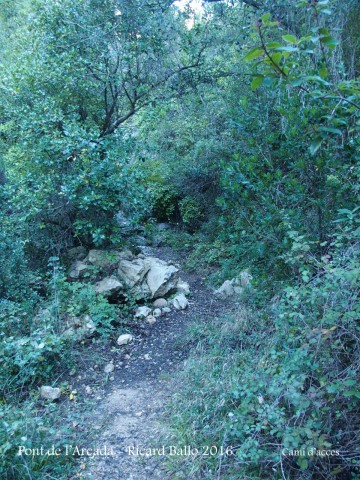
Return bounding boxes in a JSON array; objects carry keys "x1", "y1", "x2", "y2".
[{"x1": 77, "y1": 246, "x2": 226, "y2": 480}]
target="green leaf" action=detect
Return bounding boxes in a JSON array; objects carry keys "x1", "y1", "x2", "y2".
[
  {"x1": 243, "y1": 48, "x2": 264, "y2": 62},
  {"x1": 319, "y1": 66, "x2": 328, "y2": 79},
  {"x1": 282, "y1": 35, "x2": 298, "y2": 44},
  {"x1": 318, "y1": 126, "x2": 342, "y2": 135},
  {"x1": 304, "y1": 75, "x2": 330, "y2": 85},
  {"x1": 297, "y1": 458, "x2": 308, "y2": 471},
  {"x1": 309, "y1": 137, "x2": 323, "y2": 155},
  {"x1": 274, "y1": 46, "x2": 298, "y2": 52},
  {"x1": 344, "y1": 390, "x2": 360, "y2": 399},
  {"x1": 270, "y1": 53, "x2": 282, "y2": 65},
  {"x1": 251, "y1": 76, "x2": 264, "y2": 90},
  {"x1": 261, "y1": 13, "x2": 271, "y2": 22},
  {"x1": 267, "y1": 41, "x2": 282, "y2": 49},
  {"x1": 320, "y1": 36, "x2": 339, "y2": 49},
  {"x1": 290, "y1": 78, "x2": 304, "y2": 87}
]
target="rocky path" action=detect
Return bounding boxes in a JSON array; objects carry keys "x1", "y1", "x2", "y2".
[{"x1": 75, "y1": 246, "x2": 226, "y2": 480}]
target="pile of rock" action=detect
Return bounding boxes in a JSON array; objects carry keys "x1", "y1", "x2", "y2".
[
  {"x1": 67, "y1": 247, "x2": 190, "y2": 327},
  {"x1": 133, "y1": 290, "x2": 189, "y2": 325},
  {"x1": 68, "y1": 248, "x2": 186, "y2": 299}
]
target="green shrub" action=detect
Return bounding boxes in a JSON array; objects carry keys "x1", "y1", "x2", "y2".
[
  {"x1": 0, "y1": 230, "x2": 33, "y2": 301},
  {"x1": 0, "y1": 401, "x2": 77, "y2": 480},
  {"x1": 148, "y1": 183, "x2": 179, "y2": 222},
  {"x1": 179, "y1": 196, "x2": 204, "y2": 231},
  {"x1": 166, "y1": 217, "x2": 360, "y2": 479}
]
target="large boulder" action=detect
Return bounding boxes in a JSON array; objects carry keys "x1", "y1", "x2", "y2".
[
  {"x1": 94, "y1": 277, "x2": 123, "y2": 295},
  {"x1": 145, "y1": 257, "x2": 179, "y2": 299},
  {"x1": 118, "y1": 256, "x2": 178, "y2": 299},
  {"x1": 118, "y1": 258, "x2": 151, "y2": 288}
]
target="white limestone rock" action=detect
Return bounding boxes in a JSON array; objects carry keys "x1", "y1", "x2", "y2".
[
  {"x1": 94, "y1": 277, "x2": 123, "y2": 295},
  {"x1": 68, "y1": 260, "x2": 89, "y2": 280},
  {"x1": 104, "y1": 362, "x2": 115, "y2": 373},
  {"x1": 134, "y1": 306, "x2": 152, "y2": 319},
  {"x1": 153, "y1": 308, "x2": 162, "y2": 318},
  {"x1": 116, "y1": 334, "x2": 133, "y2": 346},
  {"x1": 118, "y1": 258, "x2": 150, "y2": 288},
  {"x1": 172, "y1": 293, "x2": 189, "y2": 310},
  {"x1": 145, "y1": 257, "x2": 179, "y2": 298},
  {"x1": 153, "y1": 298, "x2": 168, "y2": 308},
  {"x1": 40, "y1": 386, "x2": 61, "y2": 401},
  {"x1": 176, "y1": 279, "x2": 190, "y2": 295},
  {"x1": 146, "y1": 315, "x2": 156, "y2": 325},
  {"x1": 214, "y1": 272, "x2": 251, "y2": 299}
]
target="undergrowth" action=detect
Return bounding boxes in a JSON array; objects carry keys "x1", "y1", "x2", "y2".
[{"x1": 166, "y1": 218, "x2": 360, "y2": 480}]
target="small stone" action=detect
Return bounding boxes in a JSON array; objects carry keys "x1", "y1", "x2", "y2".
[
  {"x1": 124, "y1": 354, "x2": 131, "y2": 360},
  {"x1": 135, "y1": 411, "x2": 143, "y2": 417},
  {"x1": 240, "y1": 270, "x2": 252, "y2": 287},
  {"x1": 40, "y1": 386, "x2": 61, "y2": 401},
  {"x1": 85, "y1": 386, "x2": 92, "y2": 395},
  {"x1": 146, "y1": 315, "x2": 156, "y2": 325},
  {"x1": 176, "y1": 279, "x2": 190, "y2": 295},
  {"x1": 153, "y1": 308, "x2": 162, "y2": 318},
  {"x1": 153, "y1": 298, "x2": 168, "y2": 308},
  {"x1": 214, "y1": 280, "x2": 234, "y2": 299},
  {"x1": 84, "y1": 315, "x2": 96, "y2": 333},
  {"x1": 117, "y1": 334, "x2": 133, "y2": 346},
  {"x1": 172, "y1": 293, "x2": 189, "y2": 310},
  {"x1": 144, "y1": 354, "x2": 151, "y2": 360},
  {"x1": 134, "y1": 306, "x2": 152, "y2": 319},
  {"x1": 104, "y1": 362, "x2": 114, "y2": 373},
  {"x1": 162, "y1": 307, "x2": 171, "y2": 314}
]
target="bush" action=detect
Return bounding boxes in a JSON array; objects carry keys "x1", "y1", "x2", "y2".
[
  {"x1": 179, "y1": 196, "x2": 204, "y2": 231},
  {"x1": 166, "y1": 217, "x2": 360, "y2": 479},
  {"x1": 0, "y1": 401, "x2": 77, "y2": 480},
  {"x1": 0, "y1": 229, "x2": 33, "y2": 301},
  {"x1": 148, "y1": 183, "x2": 179, "y2": 222}
]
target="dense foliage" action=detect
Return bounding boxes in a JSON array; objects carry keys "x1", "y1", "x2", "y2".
[{"x1": 0, "y1": 0, "x2": 359, "y2": 478}]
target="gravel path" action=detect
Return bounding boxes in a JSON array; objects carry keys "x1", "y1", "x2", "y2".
[{"x1": 73, "y1": 246, "x2": 226, "y2": 480}]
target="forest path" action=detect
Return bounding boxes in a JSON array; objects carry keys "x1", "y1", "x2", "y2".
[{"x1": 76, "y1": 246, "x2": 226, "y2": 480}]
